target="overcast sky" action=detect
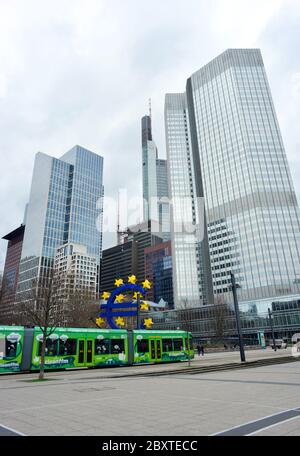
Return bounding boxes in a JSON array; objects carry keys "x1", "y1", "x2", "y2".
[{"x1": 0, "y1": 0, "x2": 299, "y2": 269}]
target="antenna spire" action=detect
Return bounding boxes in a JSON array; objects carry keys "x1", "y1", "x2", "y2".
[
  {"x1": 149, "y1": 98, "x2": 152, "y2": 119},
  {"x1": 117, "y1": 190, "x2": 127, "y2": 245},
  {"x1": 117, "y1": 190, "x2": 120, "y2": 237}
]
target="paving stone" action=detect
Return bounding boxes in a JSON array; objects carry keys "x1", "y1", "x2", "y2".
[{"x1": 0, "y1": 355, "x2": 299, "y2": 436}]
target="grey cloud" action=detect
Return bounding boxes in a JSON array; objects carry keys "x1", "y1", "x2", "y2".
[
  {"x1": 0, "y1": 0, "x2": 299, "y2": 268},
  {"x1": 258, "y1": 2, "x2": 300, "y2": 202}
]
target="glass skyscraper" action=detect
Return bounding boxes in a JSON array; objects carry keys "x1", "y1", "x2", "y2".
[
  {"x1": 142, "y1": 114, "x2": 170, "y2": 241},
  {"x1": 144, "y1": 241, "x2": 174, "y2": 309},
  {"x1": 142, "y1": 115, "x2": 159, "y2": 222},
  {"x1": 165, "y1": 94, "x2": 213, "y2": 308},
  {"x1": 17, "y1": 145, "x2": 104, "y2": 297},
  {"x1": 165, "y1": 49, "x2": 300, "y2": 307}
]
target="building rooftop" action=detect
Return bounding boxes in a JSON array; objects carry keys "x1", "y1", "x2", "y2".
[{"x1": 2, "y1": 224, "x2": 25, "y2": 241}]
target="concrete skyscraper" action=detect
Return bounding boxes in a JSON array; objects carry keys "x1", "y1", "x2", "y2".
[{"x1": 165, "y1": 49, "x2": 300, "y2": 308}]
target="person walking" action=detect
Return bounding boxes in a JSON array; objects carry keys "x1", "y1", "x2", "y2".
[
  {"x1": 196, "y1": 344, "x2": 201, "y2": 356},
  {"x1": 200, "y1": 345, "x2": 205, "y2": 356}
]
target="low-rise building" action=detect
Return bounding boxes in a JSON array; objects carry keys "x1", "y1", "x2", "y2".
[
  {"x1": 148, "y1": 294, "x2": 300, "y2": 344},
  {"x1": 55, "y1": 243, "x2": 97, "y2": 297}
]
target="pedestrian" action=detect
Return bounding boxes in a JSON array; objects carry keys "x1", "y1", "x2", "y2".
[
  {"x1": 196, "y1": 344, "x2": 201, "y2": 356},
  {"x1": 200, "y1": 345, "x2": 204, "y2": 356}
]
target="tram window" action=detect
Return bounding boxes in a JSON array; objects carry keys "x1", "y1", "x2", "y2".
[
  {"x1": 0, "y1": 338, "x2": 5, "y2": 357},
  {"x1": 162, "y1": 338, "x2": 173, "y2": 352},
  {"x1": 5, "y1": 340, "x2": 17, "y2": 358},
  {"x1": 173, "y1": 338, "x2": 183, "y2": 351},
  {"x1": 111, "y1": 339, "x2": 124, "y2": 354},
  {"x1": 95, "y1": 338, "x2": 110, "y2": 355},
  {"x1": 38, "y1": 338, "x2": 58, "y2": 356},
  {"x1": 59, "y1": 339, "x2": 77, "y2": 356},
  {"x1": 46, "y1": 339, "x2": 58, "y2": 356},
  {"x1": 137, "y1": 339, "x2": 149, "y2": 354}
]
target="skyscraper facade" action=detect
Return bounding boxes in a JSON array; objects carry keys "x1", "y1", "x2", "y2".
[
  {"x1": 100, "y1": 241, "x2": 138, "y2": 294},
  {"x1": 55, "y1": 243, "x2": 97, "y2": 296},
  {"x1": 142, "y1": 116, "x2": 158, "y2": 222},
  {"x1": 17, "y1": 145, "x2": 104, "y2": 299},
  {"x1": 165, "y1": 94, "x2": 213, "y2": 308},
  {"x1": 100, "y1": 220, "x2": 162, "y2": 293},
  {"x1": 166, "y1": 49, "x2": 300, "y2": 307},
  {"x1": 1, "y1": 225, "x2": 25, "y2": 323},
  {"x1": 144, "y1": 240, "x2": 174, "y2": 309},
  {"x1": 124, "y1": 220, "x2": 163, "y2": 284},
  {"x1": 142, "y1": 114, "x2": 170, "y2": 241}
]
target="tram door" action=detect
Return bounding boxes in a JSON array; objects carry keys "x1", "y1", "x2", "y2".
[
  {"x1": 149, "y1": 338, "x2": 162, "y2": 362},
  {"x1": 78, "y1": 339, "x2": 94, "y2": 366},
  {"x1": 78, "y1": 340, "x2": 85, "y2": 365},
  {"x1": 86, "y1": 339, "x2": 93, "y2": 366}
]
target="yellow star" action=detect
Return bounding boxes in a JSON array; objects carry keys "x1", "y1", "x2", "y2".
[
  {"x1": 115, "y1": 294, "x2": 125, "y2": 303},
  {"x1": 101, "y1": 291, "x2": 110, "y2": 300},
  {"x1": 144, "y1": 318, "x2": 153, "y2": 328},
  {"x1": 133, "y1": 291, "x2": 143, "y2": 300},
  {"x1": 128, "y1": 274, "x2": 137, "y2": 284},
  {"x1": 115, "y1": 278, "x2": 124, "y2": 287},
  {"x1": 142, "y1": 279, "x2": 151, "y2": 290},
  {"x1": 140, "y1": 301, "x2": 149, "y2": 311},
  {"x1": 115, "y1": 317, "x2": 125, "y2": 327},
  {"x1": 95, "y1": 317, "x2": 105, "y2": 327}
]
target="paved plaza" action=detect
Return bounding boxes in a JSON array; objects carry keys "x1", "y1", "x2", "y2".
[{"x1": 0, "y1": 350, "x2": 299, "y2": 436}]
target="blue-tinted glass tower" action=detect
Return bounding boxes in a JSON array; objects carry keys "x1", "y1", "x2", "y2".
[
  {"x1": 142, "y1": 114, "x2": 170, "y2": 241},
  {"x1": 165, "y1": 49, "x2": 300, "y2": 308},
  {"x1": 17, "y1": 145, "x2": 104, "y2": 296}
]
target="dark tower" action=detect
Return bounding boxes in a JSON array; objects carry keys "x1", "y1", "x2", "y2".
[{"x1": 141, "y1": 115, "x2": 152, "y2": 148}]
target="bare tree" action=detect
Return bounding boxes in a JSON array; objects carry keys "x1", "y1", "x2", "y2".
[
  {"x1": 17, "y1": 271, "x2": 65, "y2": 380},
  {"x1": 214, "y1": 306, "x2": 227, "y2": 344},
  {"x1": 56, "y1": 268, "x2": 99, "y2": 328},
  {"x1": 212, "y1": 296, "x2": 231, "y2": 346},
  {"x1": 0, "y1": 272, "x2": 15, "y2": 325}
]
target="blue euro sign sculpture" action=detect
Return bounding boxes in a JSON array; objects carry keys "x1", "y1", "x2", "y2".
[{"x1": 100, "y1": 283, "x2": 146, "y2": 329}]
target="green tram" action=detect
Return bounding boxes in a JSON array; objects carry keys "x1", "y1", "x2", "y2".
[{"x1": 0, "y1": 326, "x2": 194, "y2": 373}]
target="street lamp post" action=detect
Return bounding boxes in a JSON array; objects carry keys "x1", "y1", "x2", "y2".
[
  {"x1": 136, "y1": 294, "x2": 140, "y2": 329},
  {"x1": 230, "y1": 272, "x2": 246, "y2": 363},
  {"x1": 268, "y1": 308, "x2": 277, "y2": 352}
]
